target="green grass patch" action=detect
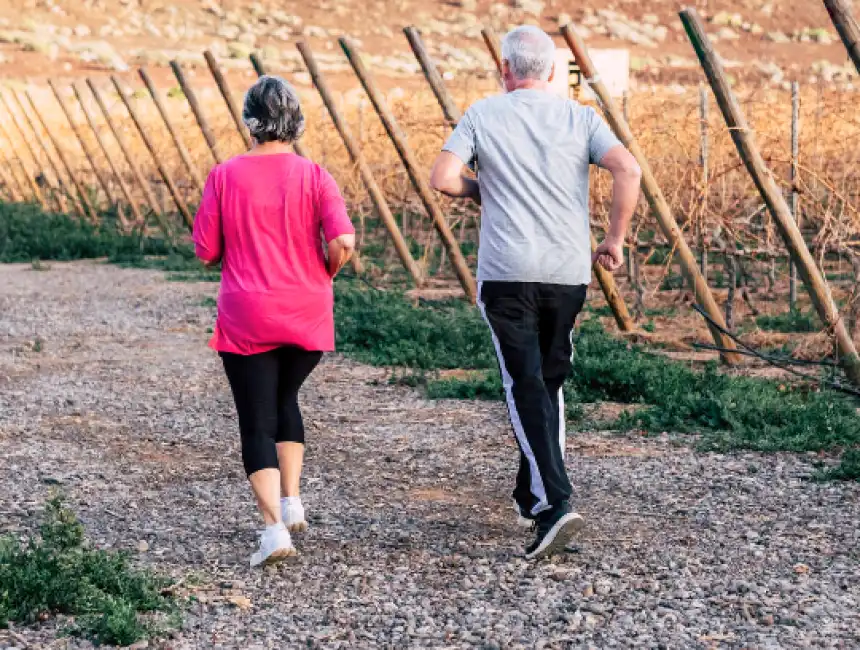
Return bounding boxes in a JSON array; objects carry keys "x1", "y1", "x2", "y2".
[
  {"x1": 0, "y1": 202, "x2": 171, "y2": 263},
  {"x1": 0, "y1": 496, "x2": 179, "y2": 646},
  {"x1": 817, "y1": 448, "x2": 860, "y2": 481},
  {"x1": 756, "y1": 309, "x2": 821, "y2": 333},
  {"x1": 333, "y1": 282, "x2": 860, "y2": 476}
]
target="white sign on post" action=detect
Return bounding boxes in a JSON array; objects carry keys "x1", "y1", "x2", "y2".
[{"x1": 549, "y1": 48, "x2": 630, "y2": 101}]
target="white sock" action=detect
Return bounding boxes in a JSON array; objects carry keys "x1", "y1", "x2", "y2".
[
  {"x1": 266, "y1": 522, "x2": 284, "y2": 533},
  {"x1": 282, "y1": 496, "x2": 302, "y2": 506}
]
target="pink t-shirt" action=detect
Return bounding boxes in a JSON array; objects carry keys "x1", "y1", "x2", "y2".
[{"x1": 193, "y1": 153, "x2": 355, "y2": 355}]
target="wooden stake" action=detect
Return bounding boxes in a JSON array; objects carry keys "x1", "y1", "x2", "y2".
[
  {"x1": 24, "y1": 90, "x2": 98, "y2": 220},
  {"x1": 86, "y1": 79, "x2": 163, "y2": 227},
  {"x1": 111, "y1": 76, "x2": 193, "y2": 231},
  {"x1": 0, "y1": 111, "x2": 45, "y2": 207},
  {"x1": 298, "y1": 40, "x2": 424, "y2": 287},
  {"x1": 248, "y1": 53, "x2": 311, "y2": 159},
  {"x1": 681, "y1": 7, "x2": 860, "y2": 384},
  {"x1": 480, "y1": 26, "x2": 504, "y2": 88},
  {"x1": 339, "y1": 36, "x2": 476, "y2": 302},
  {"x1": 403, "y1": 26, "x2": 462, "y2": 126},
  {"x1": 138, "y1": 67, "x2": 205, "y2": 194},
  {"x1": 823, "y1": 0, "x2": 860, "y2": 75},
  {"x1": 0, "y1": 154, "x2": 22, "y2": 201},
  {"x1": 699, "y1": 84, "x2": 709, "y2": 282},
  {"x1": 48, "y1": 80, "x2": 117, "y2": 210},
  {"x1": 170, "y1": 60, "x2": 223, "y2": 164},
  {"x1": 562, "y1": 24, "x2": 738, "y2": 360},
  {"x1": 72, "y1": 82, "x2": 143, "y2": 228},
  {"x1": 0, "y1": 90, "x2": 65, "y2": 213},
  {"x1": 789, "y1": 81, "x2": 800, "y2": 310},
  {"x1": 204, "y1": 51, "x2": 252, "y2": 150}
]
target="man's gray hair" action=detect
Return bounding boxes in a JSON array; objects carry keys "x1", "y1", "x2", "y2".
[
  {"x1": 501, "y1": 25, "x2": 556, "y2": 81},
  {"x1": 243, "y1": 75, "x2": 305, "y2": 143}
]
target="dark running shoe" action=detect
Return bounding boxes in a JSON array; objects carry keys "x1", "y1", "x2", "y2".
[{"x1": 525, "y1": 504, "x2": 585, "y2": 560}]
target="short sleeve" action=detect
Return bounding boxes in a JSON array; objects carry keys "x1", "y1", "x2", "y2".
[
  {"x1": 442, "y1": 107, "x2": 477, "y2": 168},
  {"x1": 317, "y1": 168, "x2": 354, "y2": 242},
  {"x1": 193, "y1": 166, "x2": 223, "y2": 263},
  {"x1": 586, "y1": 107, "x2": 622, "y2": 165}
]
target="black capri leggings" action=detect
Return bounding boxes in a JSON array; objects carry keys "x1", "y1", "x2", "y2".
[{"x1": 220, "y1": 346, "x2": 323, "y2": 477}]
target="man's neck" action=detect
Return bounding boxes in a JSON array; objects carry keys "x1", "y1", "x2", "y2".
[{"x1": 507, "y1": 79, "x2": 551, "y2": 92}]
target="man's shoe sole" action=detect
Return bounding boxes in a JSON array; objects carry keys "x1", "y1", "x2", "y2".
[
  {"x1": 251, "y1": 545, "x2": 297, "y2": 568},
  {"x1": 525, "y1": 513, "x2": 585, "y2": 560}
]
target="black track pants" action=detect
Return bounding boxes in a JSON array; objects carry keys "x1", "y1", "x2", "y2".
[
  {"x1": 220, "y1": 346, "x2": 322, "y2": 477},
  {"x1": 477, "y1": 281, "x2": 587, "y2": 517}
]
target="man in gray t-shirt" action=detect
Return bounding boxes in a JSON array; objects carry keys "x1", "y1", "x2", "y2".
[{"x1": 430, "y1": 25, "x2": 641, "y2": 560}]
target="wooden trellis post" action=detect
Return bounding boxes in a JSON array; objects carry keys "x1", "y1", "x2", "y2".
[
  {"x1": 0, "y1": 111, "x2": 45, "y2": 208},
  {"x1": 823, "y1": 0, "x2": 860, "y2": 75},
  {"x1": 72, "y1": 82, "x2": 143, "y2": 227},
  {"x1": 480, "y1": 26, "x2": 505, "y2": 89},
  {"x1": 789, "y1": 82, "x2": 801, "y2": 310},
  {"x1": 0, "y1": 90, "x2": 66, "y2": 213},
  {"x1": 86, "y1": 79, "x2": 164, "y2": 229},
  {"x1": 477, "y1": 27, "x2": 635, "y2": 333},
  {"x1": 298, "y1": 40, "x2": 424, "y2": 287},
  {"x1": 339, "y1": 36, "x2": 477, "y2": 302},
  {"x1": 0, "y1": 154, "x2": 23, "y2": 202},
  {"x1": 561, "y1": 24, "x2": 739, "y2": 361},
  {"x1": 24, "y1": 90, "x2": 98, "y2": 221},
  {"x1": 138, "y1": 67, "x2": 205, "y2": 194},
  {"x1": 204, "y1": 51, "x2": 252, "y2": 150},
  {"x1": 170, "y1": 60, "x2": 224, "y2": 164},
  {"x1": 247, "y1": 53, "x2": 311, "y2": 159},
  {"x1": 681, "y1": 7, "x2": 860, "y2": 386},
  {"x1": 48, "y1": 80, "x2": 117, "y2": 209},
  {"x1": 403, "y1": 26, "x2": 463, "y2": 126},
  {"x1": 111, "y1": 76, "x2": 193, "y2": 231}
]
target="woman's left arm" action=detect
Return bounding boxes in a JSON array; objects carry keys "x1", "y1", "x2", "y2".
[
  {"x1": 193, "y1": 167, "x2": 223, "y2": 266},
  {"x1": 318, "y1": 169, "x2": 356, "y2": 279}
]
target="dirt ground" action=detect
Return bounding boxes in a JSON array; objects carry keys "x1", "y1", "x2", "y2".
[{"x1": 0, "y1": 261, "x2": 858, "y2": 649}]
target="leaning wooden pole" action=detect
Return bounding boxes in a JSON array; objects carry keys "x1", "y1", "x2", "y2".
[
  {"x1": 561, "y1": 24, "x2": 738, "y2": 359},
  {"x1": 138, "y1": 67, "x2": 205, "y2": 193},
  {"x1": 111, "y1": 76, "x2": 193, "y2": 231},
  {"x1": 0, "y1": 151, "x2": 23, "y2": 202},
  {"x1": 0, "y1": 90, "x2": 64, "y2": 212},
  {"x1": 680, "y1": 8, "x2": 860, "y2": 384},
  {"x1": 481, "y1": 29, "x2": 635, "y2": 332},
  {"x1": 0, "y1": 111, "x2": 45, "y2": 207},
  {"x1": 24, "y1": 90, "x2": 98, "y2": 221},
  {"x1": 48, "y1": 80, "x2": 117, "y2": 209},
  {"x1": 248, "y1": 53, "x2": 310, "y2": 159},
  {"x1": 339, "y1": 36, "x2": 477, "y2": 302},
  {"x1": 403, "y1": 26, "x2": 463, "y2": 126},
  {"x1": 72, "y1": 82, "x2": 143, "y2": 228},
  {"x1": 204, "y1": 51, "x2": 252, "y2": 150},
  {"x1": 169, "y1": 60, "x2": 223, "y2": 164},
  {"x1": 823, "y1": 0, "x2": 860, "y2": 76},
  {"x1": 86, "y1": 79, "x2": 163, "y2": 227},
  {"x1": 481, "y1": 27, "x2": 504, "y2": 76},
  {"x1": 298, "y1": 40, "x2": 424, "y2": 287}
]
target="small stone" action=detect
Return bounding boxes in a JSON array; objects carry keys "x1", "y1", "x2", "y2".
[
  {"x1": 226, "y1": 594, "x2": 252, "y2": 610},
  {"x1": 137, "y1": 540, "x2": 150, "y2": 553}
]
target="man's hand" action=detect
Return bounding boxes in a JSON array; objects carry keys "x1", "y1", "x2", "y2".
[{"x1": 592, "y1": 237, "x2": 624, "y2": 272}]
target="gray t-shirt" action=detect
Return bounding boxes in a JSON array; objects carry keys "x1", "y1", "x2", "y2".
[{"x1": 442, "y1": 89, "x2": 621, "y2": 285}]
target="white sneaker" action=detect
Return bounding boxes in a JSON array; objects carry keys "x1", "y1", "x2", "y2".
[
  {"x1": 281, "y1": 497, "x2": 308, "y2": 533},
  {"x1": 250, "y1": 523, "x2": 296, "y2": 568},
  {"x1": 513, "y1": 500, "x2": 534, "y2": 529}
]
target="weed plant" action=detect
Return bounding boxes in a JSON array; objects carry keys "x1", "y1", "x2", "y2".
[{"x1": 0, "y1": 497, "x2": 178, "y2": 646}]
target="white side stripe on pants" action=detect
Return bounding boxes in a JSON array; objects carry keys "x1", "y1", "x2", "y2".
[
  {"x1": 558, "y1": 387, "x2": 566, "y2": 460},
  {"x1": 476, "y1": 282, "x2": 550, "y2": 516}
]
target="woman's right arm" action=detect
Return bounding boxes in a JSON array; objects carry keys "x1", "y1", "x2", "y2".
[
  {"x1": 317, "y1": 169, "x2": 356, "y2": 279},
  {"x1": 327, "y1": 233, "x2": 356, "y2": 278},
  {"x1": 193, "y1": 167, "x2": 223, "y2": 266}
]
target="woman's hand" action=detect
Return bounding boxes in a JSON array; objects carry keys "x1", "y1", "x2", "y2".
[{"x1": 327, "y1": 234, "x2": 356, "y2": 278}]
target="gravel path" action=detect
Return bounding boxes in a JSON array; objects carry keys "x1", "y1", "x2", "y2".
[{"x1": 0, "y1": 261, "x2": 858, "y2": 650}]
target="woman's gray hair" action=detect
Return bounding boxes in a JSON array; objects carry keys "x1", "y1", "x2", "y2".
[
  {"x1": 243, "y1": 75, "x2": 305, "y2": 143},
  {"x1": 501, "y1": 25, "x2": 556, "y2": 82}
]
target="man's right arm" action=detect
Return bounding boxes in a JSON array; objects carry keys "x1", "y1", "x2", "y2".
[{"x1": 429, "y1": 152, "x2": 481, "y2": 204}]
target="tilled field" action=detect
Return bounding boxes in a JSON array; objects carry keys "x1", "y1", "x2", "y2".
[{"x1": 0, "y1": 261, "x2": 858, "y2": 650}]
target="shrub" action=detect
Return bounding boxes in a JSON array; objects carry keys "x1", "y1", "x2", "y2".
[{"x1": 0, "y1": 496, "x2": 178, "y2": 646}]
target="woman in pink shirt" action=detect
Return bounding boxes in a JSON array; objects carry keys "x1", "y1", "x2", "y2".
[{"x1": 193, "y1": 76, "x2": 355, "y2": 567}]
